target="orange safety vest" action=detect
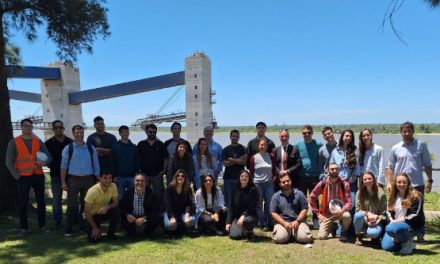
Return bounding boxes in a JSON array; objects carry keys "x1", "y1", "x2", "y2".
[{"x1": 14, "y1": 136, "x2": 44, "y2": 176}]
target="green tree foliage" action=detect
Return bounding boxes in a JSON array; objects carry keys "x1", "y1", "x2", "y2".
[{"x1": 0, "y1": 0, "x2": 110, "y2": 213}]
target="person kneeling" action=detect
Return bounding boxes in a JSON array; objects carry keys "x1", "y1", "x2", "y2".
[
  {"x1": 163, "y1": 169, "x2": 196, "y2": 233},
  {"x1": 270, "y1": 174, "x2": 313, "y2": 244},
  {"x1": 84, "y1": 172, "x2": 119, "y2": 242},
  {"x1": 195, "y1": 174, "x2": 228, "y2": 235},
  {"x1": 120, "y1": 173, "x2": 161, "y2": 237},
  {"x1": 381, "y1": 173, "x2": 424, "y2": 255},
  {"x1": 309, "y1": 163, "x2": 352, "y2": 241},
  {"x1": 225, "y1": 170, "x2": 259, "y2": 241}
]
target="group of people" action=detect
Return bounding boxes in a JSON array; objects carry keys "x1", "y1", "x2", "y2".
[{"x1": 6, "y1": 117, "x2": 433, "y2": 255}]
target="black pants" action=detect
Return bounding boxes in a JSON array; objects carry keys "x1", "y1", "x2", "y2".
[
  {"x1": 198, "y1": 207, "x2": 228, "y2": 232},
  {"x1": 297, "y1": 176, "x2": 319, "y2": 220},
  {"x1": 122, "y1": 216, "x2": 160, "y2": 236},
  {"x1": 86, "y1": 207, "x2": 120, "y2": 242},
  {"x1": 17, "y1": 174, "x2": 46, "y2": 229}
]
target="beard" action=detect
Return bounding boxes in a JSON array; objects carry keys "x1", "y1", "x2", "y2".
[{"x1": 329, "y1": 173, "x2": 339, "y2": 179}]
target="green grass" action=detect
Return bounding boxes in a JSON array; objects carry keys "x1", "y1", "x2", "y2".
[
  {"x1": 1, "y1": 208, "x2": 439, "y2": 264},
  {"x1": 424, "y1": 191, "x2": 440, "y2": 211}
]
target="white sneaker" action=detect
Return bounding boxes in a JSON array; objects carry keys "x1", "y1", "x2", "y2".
[
  {"x1": 313, "y1": 219, "x2": 320, "y2": 230},
  {"x1": 400, "y1": 240, "x2": 415, "y2": 255}
]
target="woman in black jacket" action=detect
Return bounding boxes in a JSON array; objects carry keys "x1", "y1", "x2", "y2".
[
  {"x1": 163, "y1": 169, "x2": 196, "y2": 232},
  {"x1": 226, "y1": 170, "x2": 260, "y2": 240},
  {"x1": 120, "y1": 173, "x2": 161, "y2": 237},
  {"x1": 381, "y1": 172, "x2": 424, "y2": 255},
  {"x1": 167, "y1": 140, "x2": 195, "y2": 186}
]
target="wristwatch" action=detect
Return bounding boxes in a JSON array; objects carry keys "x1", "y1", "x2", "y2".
[{"x1": 427, "y1": 179, "x2": 433, "y2": 184}]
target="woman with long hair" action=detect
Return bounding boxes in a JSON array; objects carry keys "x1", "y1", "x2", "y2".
[
  {"x1": 249, "y1": 138, "x2": 277, "y2": 231},
  {"x1": 193, "y1": 137, "x2": 218, "y2": 190},
  {"x1": 195, "y1": 173, "x2": 228, "y2": 235},
  {"x1": 381, "y1": 173, "x2": 424, "y2": 255},
  {"x1": 167, "y1": 140, "x2": 195, "y2": 185},
  {"x1": 226, "y1": 170, "x2": 260, "y2": 240},
  {"x1": 330, "y1": 129, "x2": 361, "y2": 205},
  {"x1": 354, "y1": 171, "x2": 387, "y2": 246},
  {"x1": 358, "y1": 128, "x2": 385, "y2": 188},
  {"x1": 163, "y1": 169, "x2": 196, "y2": 233}
]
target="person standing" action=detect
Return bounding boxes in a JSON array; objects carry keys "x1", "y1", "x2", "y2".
[
  {"x1": 111, "y1": 125, "x2": 140, "y2": 199},
  {"x1": 273, "y1": 129, "x2": 302, "y2": 190},
  {"x1": 386, "y1": 121, "x2": 432, "y2": 242},
  {"x1": 318, "y1": 126, "x2": 337, "y2": 179},
  {"x1": 358, "y1": 128, "x2": 385, "y2": 188},
  {"x1": 86, "y1": 116, "x2": 117, "y2": 175},
  {"x1": 137, "y1": 124, "x2": 168, "y2": 201},
  {"x1": 296, "y1": 125, "x2": 323, "y2": 229},
  {"x1": 246, "y1": 121, "x2": 275, "y2": 162},
  {"x1": 6, "y1": 118, "x2": 52, "y2": 235},
  {"x1": 61, "y1": 125, "x2": 100, "y2": 236},
  {"x1": 192, "y1": 126, "x2": 223, "y2": 179},
  {"x1": 222, "y1": 129, "x2": 247, "y2": 207},
  {"x1": 249, "y1": 138, "x2": 277, "y2": 231},
  {"x1": 45, "y1": 120, "x2": 73, "y2": 227},
  {"x1": 164, "y1": 122, "x2": 192, "y2": 160},
  {"x1": 270, "y1": 174, "x2": 313, "y2": 244},
  {"x1": 193, "y1": 137, "x2": 218, "y2": 189}
]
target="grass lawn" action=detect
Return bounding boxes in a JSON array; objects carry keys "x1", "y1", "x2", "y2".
[{"x1": 1, "y1": 208, "x2": 439, "y2": 264}]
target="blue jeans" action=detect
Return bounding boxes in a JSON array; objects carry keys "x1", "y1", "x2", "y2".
[
  {"x1": 50, "y1": 176, "x2": 63, "y2": 225},
  {"x1": 381, "y1": 222, "x2": 421, "y2": 251},
  {"x1": 17, "y1": 174, "x2": 46, "y2": 229},
  {"x1": 255, "y1": 181, "x2": 274, "y2": 227},
  {"x1": 353, "y1": 212, "x2": 383, "y2": 239},
  {"x1": 163, "y1": 213, "x2": 196, "y2": 231},
  {"x1": 116, "y1": 177, "x2": 134, "y2": 199},
  {"x1": 223, "y1": 179, "x2": 235, "y2": 207}
]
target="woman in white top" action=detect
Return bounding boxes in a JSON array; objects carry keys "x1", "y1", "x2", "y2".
[
  {"x1": 195, "y1": 173, "x2": 228, "y2": 235},
  {"x1": 358, "y1": 128, "x2": 385, "y2": 188}
]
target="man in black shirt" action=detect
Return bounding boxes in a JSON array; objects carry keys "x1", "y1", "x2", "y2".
[
  {"x1": 45, "y1": 120, "x2": 73, "y2": 227},
  {"x1": 222, "y1": 130, "x2": 247, "y2": 207},
  {"x1": 86, "y1": 116, "x2": 117, "y2": 175},
  {"x1": 137, "y1": 124, "x2": 168, "y2": 200}
]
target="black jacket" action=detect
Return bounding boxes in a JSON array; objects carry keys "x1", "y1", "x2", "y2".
[
  {"x1": 227, "y1": 184, "x2": 260, "y2": 224},
  {"x1": 389, "y1": 197, "x2": 425, "y2": 231},
  {"x1": 120, "y1": 187, "x2": 161, "y2": 221},
  {"x1": 164, "y1": 187, "x2": 195, "y2": 218},
  {"x1": 273, "y1": 144, "x2": 302, "y2": 179}
]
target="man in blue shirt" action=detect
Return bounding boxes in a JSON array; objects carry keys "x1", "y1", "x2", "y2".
[
  {"x1": 270, "y1": 174, "x2": 313, "y2": 244},
  {"x1": 296, "y1": 124, "x2": 323, "y2": 229},
  {"x1": 61, "y1": 125, "x2": 100, "y2": 237}
]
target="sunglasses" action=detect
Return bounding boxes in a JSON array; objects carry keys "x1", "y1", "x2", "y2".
[{"x1": 176, "y1": 174, "x2": 185, "y2": 178}]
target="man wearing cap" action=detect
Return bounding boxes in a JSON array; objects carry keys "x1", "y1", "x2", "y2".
[
  {"x1": 309, "y1": 163, "x2": 352, "y2": 241},
  {"x1": 270, "y1": 174, "x2": 313, "y2": 244},
  {"x1": 6, "y1": 118, "x2": 52, "y2": 235}
]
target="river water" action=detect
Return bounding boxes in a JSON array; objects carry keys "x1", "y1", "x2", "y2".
[{"x1": 23, "y1": 130, "x2": 440, "y2": 192}]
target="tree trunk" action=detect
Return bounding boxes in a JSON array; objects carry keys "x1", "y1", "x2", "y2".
[{"x1": 0, "y1": 13, "x2": 17, "y2": 213}]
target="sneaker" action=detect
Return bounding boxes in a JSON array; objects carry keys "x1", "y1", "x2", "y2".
[
  {"x1": 400, "y1": 240, "x2": 416, "y2": 255},
  {"x1": 354, "y1": 237, "x2": 363, "y2": 246},
  {"x1": 246, "y1": 231, "x2": 255, "y2": 241},
  {"x1": 416, "y1": 234, "x2": 425, "y2": 243},
  {"x1": 262, "y1": 226, "x2": 270, "y2": 232},
  {"x1": 216, "y1": 230, "x2": 224, "y2": 236},
  {"x1": 64, "y1": 227, "x2": 73, "y2": 237},
  {"x1": 39, "y1": 226, "x2": 50, "y2": 234},
  {"x1": 312, "y1": 219, "x2": 320, "y2": 230}
]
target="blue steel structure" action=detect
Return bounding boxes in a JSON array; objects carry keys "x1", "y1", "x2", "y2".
[{"x1": 6, "y1": 65, "x2": 61, "y2": 79}]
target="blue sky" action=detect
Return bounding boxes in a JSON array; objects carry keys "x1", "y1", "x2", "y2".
[{"x1": 7, "y1": 0, "x2": 440, "y2": 126}]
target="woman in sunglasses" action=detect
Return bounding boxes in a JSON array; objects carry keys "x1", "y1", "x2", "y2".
[{"x1": 163, "y1": 169, "x2": 196, "y2": 233}]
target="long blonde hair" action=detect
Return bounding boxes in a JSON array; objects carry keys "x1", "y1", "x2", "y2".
[{"x1": 388, "y1": 172, "x2": 422, "y2": 211}]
